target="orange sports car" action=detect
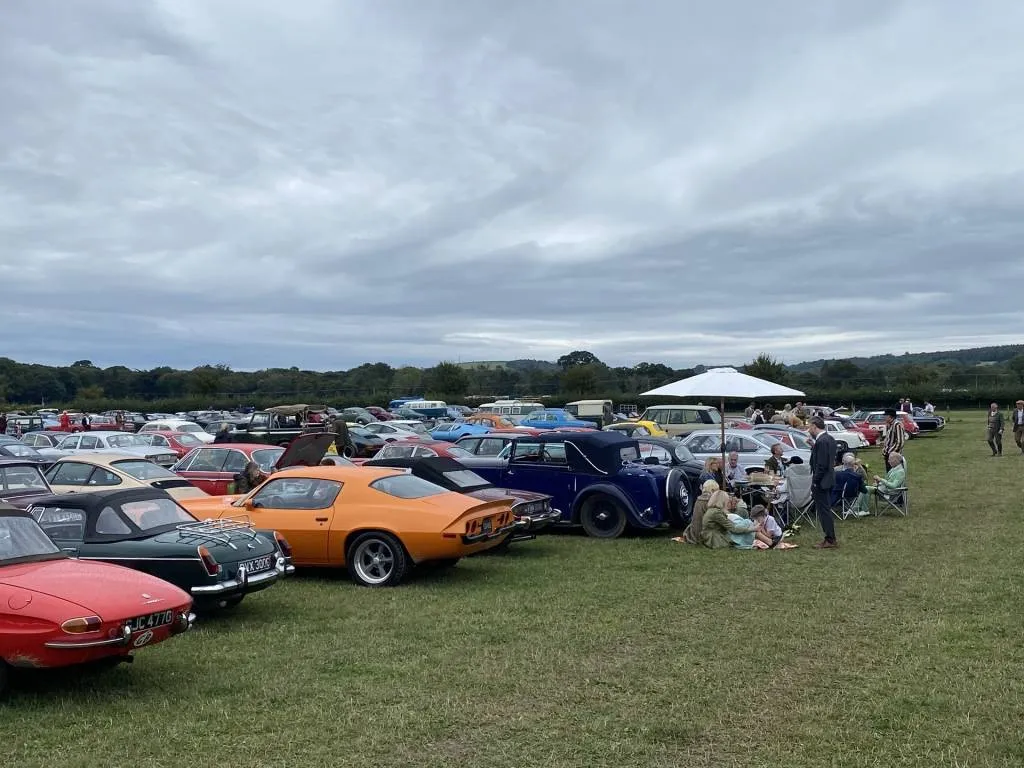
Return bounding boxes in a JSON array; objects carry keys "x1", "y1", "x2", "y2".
[{"x1": 178, "y1": 465, "x2": 516, "y2": 587}]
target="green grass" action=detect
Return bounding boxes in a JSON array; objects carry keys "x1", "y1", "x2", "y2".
[{"x1": 3, "y1": 414, "x2": 1023, "y2": 767}]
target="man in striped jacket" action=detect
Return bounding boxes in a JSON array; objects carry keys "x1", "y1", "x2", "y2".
[{"x1": 881, "y1": 408, "x2": 906, "y2": 467}]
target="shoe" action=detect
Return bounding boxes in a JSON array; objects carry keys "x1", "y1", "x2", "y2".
[
  {"x1": 814, "y1": 540, "x2": 838, "y2": 549},
  {"x1": 854, "y1": 510, "x2": 870, "y2": 518}
]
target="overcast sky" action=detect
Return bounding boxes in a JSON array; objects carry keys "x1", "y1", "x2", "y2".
[{"x1": 2, "y1": 0, "x2": 1023, "y2": 371}]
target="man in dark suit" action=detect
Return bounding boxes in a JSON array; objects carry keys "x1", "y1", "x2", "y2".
[{"x1": 808, "y1": 416, "x2": 838, "y2": 549}]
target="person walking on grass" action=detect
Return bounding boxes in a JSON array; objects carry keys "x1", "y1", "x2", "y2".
[
  {"x1": 987, "y1": 402, "x2": 1004, "y2": 456},
  {"x1": 808, "y1": 416, "x2": 838, "y2": 549},
  {"x1": 1011, "y1": 399, "x2": 1024, "y2": 455}
]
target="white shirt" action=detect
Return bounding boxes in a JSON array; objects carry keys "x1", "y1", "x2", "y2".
[{"x1": 924, "y1": 403, "x2": 934, "y2": 413}]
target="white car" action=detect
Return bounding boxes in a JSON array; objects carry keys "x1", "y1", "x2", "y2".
[
  {"x1": 823, "y1": 420, "x2": 869, "y2": 452},
  {"x1": 360, "y1": 421, "x2": 426, "y2": 442},
  {"x1": 37, "y1": 432, "x2": 180, "y2": 466},
  {"x1": 138, "y1": 419, "x2": 214, "y2": 443}
]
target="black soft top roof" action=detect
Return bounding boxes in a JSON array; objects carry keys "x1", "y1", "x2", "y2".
[
  {"x1": 364, "y1": 456, "x2": 492, "y2": 490},
  {"x1": 26, "y1": 486, "x2": 175, "y2": 514}
]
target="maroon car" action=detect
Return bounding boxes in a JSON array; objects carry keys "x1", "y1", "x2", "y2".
[
  {"x1": 363, "y1": 455, "x2": 561, "y2": 538},
  {"x1": 173, "y1": 433, "x2": 334, "y2": 495}
]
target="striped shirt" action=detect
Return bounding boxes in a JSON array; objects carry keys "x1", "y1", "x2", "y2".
[{"x1": 883, "y1": 419, "x2": 906, "y2": 455}]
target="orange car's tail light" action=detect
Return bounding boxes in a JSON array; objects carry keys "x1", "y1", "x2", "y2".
[
  {"x1": 61, "y1": 616, "x2": 102, "y2": 634},
  {"x1": 198, "y1": 546, "x2": 221, "y2": 576}
]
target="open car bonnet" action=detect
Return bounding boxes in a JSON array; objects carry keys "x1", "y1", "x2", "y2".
[{"x1": 275, "y1": 432, "x2": 335, "y2": 470}]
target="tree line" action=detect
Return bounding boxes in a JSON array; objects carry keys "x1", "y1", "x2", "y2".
[{"x1": 2, "y1": 347, "x2": 1023, "y2": 413}]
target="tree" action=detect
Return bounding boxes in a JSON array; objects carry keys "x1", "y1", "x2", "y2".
[
  {"x1": 424, "y1": 362, "x2": 469, "y2": 397},
  {"x1": 561, "y1": 363, "x2": 600, "y2": 395},
  {"x1": 392, "y1": 366, "x2": 423, "y2": 395},
  {"x1": 557, "y1": 350, "x2": 601, "y2": 370},
  {"x1": 820, "y1": 360, "x2": 860, "y2": 386},
  {"x1": 742, "y1": 354, "x2": 788, "y2": 384},
  {"x1": 1008, "y1": 354, "x2": 1024, "y2": 383}
]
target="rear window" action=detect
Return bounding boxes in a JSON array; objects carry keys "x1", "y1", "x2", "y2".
[
  {"x1": 369, "y1": 474, "x2": 446, "y2": 499},
  {"x1": 120, "y1": 498, "x2": 195, "y2": 531},
  {"x1": 112, "y1": 460, "x2": 179, "y2": 481},
  {"x1": 252, "y1": 449, "x2": 284, "y2": 472},
  {"x1": 441, "y1": 469, "x2": 489, "y2": 489}
]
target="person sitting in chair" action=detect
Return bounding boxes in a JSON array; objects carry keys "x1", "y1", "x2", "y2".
[
  {"x1": 866, "y1": 452, "x2": 906, "y2": 502},
  {"x1": 764, "y1": 443, "x2": 787, "y2": 476},
  {"x1": 832, "y1": 452, "x2": 869, "y2": 517},
  {"x1": 698, "y1": 457, "x2": 724, "y2": 489}
]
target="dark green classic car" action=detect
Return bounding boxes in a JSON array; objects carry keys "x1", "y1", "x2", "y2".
[{"x1": 27, "y1": 487, "x2": 295, "y2": 611}]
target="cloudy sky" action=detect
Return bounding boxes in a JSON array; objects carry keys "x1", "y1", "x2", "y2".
[{"x1": 2, "y1": 0, "x2": 1023, "y2": 371}]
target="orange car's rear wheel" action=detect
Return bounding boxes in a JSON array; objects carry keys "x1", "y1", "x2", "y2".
[{"x1": 347, "y1": 531, "x2": 409, "y2": 587}]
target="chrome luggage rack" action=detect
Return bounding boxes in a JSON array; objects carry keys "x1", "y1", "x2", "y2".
[{"x1": 175, "y1": 515, "x2": 259, "y2": 549}]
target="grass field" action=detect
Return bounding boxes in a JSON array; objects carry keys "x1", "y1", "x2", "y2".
[{"x1": 3, "y1": 413, "x2": 1023, "y2": 767}]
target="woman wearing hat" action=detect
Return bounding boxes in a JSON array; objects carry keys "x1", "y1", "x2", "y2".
[{"x1": 1012, "y1": 399, "x2": 1024, "y2": 454}]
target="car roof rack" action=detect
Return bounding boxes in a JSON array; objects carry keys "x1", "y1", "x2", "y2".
[{"x1": 174, "y1": 515, "x2": 259, "y2": 548}]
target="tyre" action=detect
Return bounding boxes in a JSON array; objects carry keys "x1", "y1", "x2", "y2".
[
  {"x1": 342, "y1": 445, "x2": 355, "y2": 458},
  {"x1": 579, "y1": 495, "x2": 628, "y2": 539},
  {"x1": 223, "y1": 595, "x2": 245, "y2": 610},
  {"x1": 665, "y1": 469, "x2": 690, "y2": 528},
  {"x1": 346, "y1": 531, "x2": 409, "y2": 587}
]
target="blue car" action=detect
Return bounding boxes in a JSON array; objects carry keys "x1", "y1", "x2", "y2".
[
  {"x1": 429, "y1": 420, "x2": 491, "y2": 442},
  {"x1": 459, "y1": 431, "x2": 695, "y2": 538},
  {"x1": 518, "y1": 408, "x2": 598, "y2": 430}
]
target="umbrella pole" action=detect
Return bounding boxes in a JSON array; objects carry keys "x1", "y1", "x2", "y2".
[{"x1": 721, "y1": 395, "x2": 726, "y2": 485}]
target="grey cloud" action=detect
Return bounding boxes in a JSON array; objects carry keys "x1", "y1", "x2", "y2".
[{"x1": 2, "y1": 0, "x2": 1023, "y2": 371}]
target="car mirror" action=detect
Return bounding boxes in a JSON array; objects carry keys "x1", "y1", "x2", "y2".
[
  {"x1": 241, "y1": 498, "x2": 256, "y2": 510},
  {"x1": 643, "y1": 456, "x2": 660, "y2": 465}
]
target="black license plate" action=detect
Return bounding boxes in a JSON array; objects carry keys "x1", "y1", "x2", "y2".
[
  {"x1": 128, "y1": 610, "x2": 175, "y2": 632},
  {"x1": 481, "y1": 518, "x2": 493, "y2": 534},
  {"x1": 242, "y1": 555, "x2": 273, "y2": 573}
]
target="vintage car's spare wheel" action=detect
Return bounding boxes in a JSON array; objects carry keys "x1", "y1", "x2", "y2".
[
  {"x1": 342, "y1": 445, "x2": 355, "y2": 458},
  {"x1": 666, "y1": 469, "x2": 689, "y2": 527},
  {"x1": 347, "y1": 531, "x2": 409, "y2": 587},
  {"x1": 579, "y1": 495, "x2": 628, "y2": 539}
]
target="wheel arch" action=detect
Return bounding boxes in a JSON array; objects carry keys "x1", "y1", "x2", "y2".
[
  {"x1": 342, "y1": 527, "x2": 414, "y2": 564},
  {"x1": 570, "y1": 483, "x2": 639, "y2": 524}
]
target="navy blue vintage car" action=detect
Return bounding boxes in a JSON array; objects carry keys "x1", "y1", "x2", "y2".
[{"x1": 458, "y1": 431, "x2": 696, "y2": 538}]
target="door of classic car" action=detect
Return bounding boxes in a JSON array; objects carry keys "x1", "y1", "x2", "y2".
[
  {"x1": 176, "y1": 448, "x2": 248, "y2": 495},
  {"x1": 244, "y1": 477, "x2": 341, "y2": 566},
  {"x1": 503, "y1": 440, "x2": 574, "y2": 515}
]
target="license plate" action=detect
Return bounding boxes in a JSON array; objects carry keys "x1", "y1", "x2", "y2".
[
  {"x1": 128, "y1": 610, "x2": 174, "y2": 632},
  {"x1": 481, "y1": 518, "x2": 493, "y2": 534},
  {"x1": 241, "y1": 555, "x2": 273, "y2": 573}
]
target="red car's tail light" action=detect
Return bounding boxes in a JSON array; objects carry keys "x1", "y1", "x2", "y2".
[
  {"x1": 198, "y1": 546, "x2": 221, "y2": 576},
  {"x1": 273, "y1": 531, "x2": 293, "y2": 557},
  {"x1": 61, "y1": 616, "x2": 102, "y2": 634}
]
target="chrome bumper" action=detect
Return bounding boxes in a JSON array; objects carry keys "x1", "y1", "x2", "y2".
[
  {"x1": 513, "y1": 507, "x2": 563, "y2": 530},
  {"x1": 191, "y1": 557, "x2": 288, "y2": 596},
  {"x1": 462, "y1": 522, "x2": 518, "y2": 544},
  {"x1": 45, "y1": 611, "x2": 194, "y2": 649}
]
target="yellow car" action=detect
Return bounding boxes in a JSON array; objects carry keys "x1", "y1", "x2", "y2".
[
  {"x1": 603, "y1": 420, "x2": 668, "y2": 438},
  {"x1": 43, "y1": 454, "x2": 208, "y2": 500}
]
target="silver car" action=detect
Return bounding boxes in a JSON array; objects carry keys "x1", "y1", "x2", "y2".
[
  {"x1": 37, "y1": 431, "x2": 179, "y2": 466},
  {"x1": 679, "y1": 428, "x2": 811, "y2": 472}
]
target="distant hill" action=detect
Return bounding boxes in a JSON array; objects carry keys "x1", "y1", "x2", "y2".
[
  {"x1": 786, "y1": 344, "x2": 1024, "y2": 373},
  {"x1": 457, "y1": 359, "x2": 560, "y2": 372}
]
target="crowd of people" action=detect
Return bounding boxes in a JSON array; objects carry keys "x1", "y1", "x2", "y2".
[{"x1": 679, "y1": 408, "x2": 913, "y2": 551}]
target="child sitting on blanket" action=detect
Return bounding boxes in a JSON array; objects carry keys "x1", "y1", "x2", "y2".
[{"x1": 750, "y1": 504, "x2": 783, "y2": 549}]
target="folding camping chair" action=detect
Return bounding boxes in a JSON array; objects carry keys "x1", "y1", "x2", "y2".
[
  {"x1": 782, "y1": 463, "x2": 816, "y2": 528},
  {"x1": 833, "y1": 477, "x2": 866, "y2": 519},
  {"x1": 873, "y1": 461, "x2": 910, "y2": 517}
]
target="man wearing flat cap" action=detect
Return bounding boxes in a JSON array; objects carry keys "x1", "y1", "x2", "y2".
[{"x1": 1012, "y1": 399, "x2": 1024, "y2": 454}]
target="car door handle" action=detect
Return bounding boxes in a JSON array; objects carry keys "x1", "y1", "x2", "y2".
[{"x1": 315, "y1": 517, "x2": 328, "y2": 522}]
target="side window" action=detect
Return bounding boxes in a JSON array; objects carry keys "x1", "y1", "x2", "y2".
[
  {"x1": 34, "y1": 507, "x2": 87, "y2": 542},
  {"x1": 57, "y1": 436, "x2": 80, "y2": 450},
  {"x1": 175, "y1": 452, "x2": 197, "y2": 471},
  {"x1": 511, "y1": 441, "x2": 542, "y2": 462},
  {"x1": 457, "y1": 438, "x2": 480, "y2": 453},
  {"x1": 96, "y1": 506, "x2": 132, "y2": 535},
  {"x1": 249, "y1": 414, "x2": 270, "y2": 429},
  {"x1": 87, "y1": 467, "x2": 122, "y2": 486},
  {"x1": 738, "y1": 438, "x2": 762, "y2": 453},
  {"x1": 668, "y1": 410, "x2": 685, "y2": 425},
  {"x1": 185, "y1": 448, "x2": 227, "y2": 472},
  {"x1": 688, "y1": 435, "x2": 720, "y2": 453},
  {"x1": 475, "y1": 438, "x2": 506, "y2": 456},
  {"x1": 47, "y1": 462, "x2": 95, "y2": 486},
  {"x1": 150, "y1": 435, "x2": 168, "y2": 446},
  {"x1": 638, "y1": 443, "x2": 672, "y2": 464},
  {"x1": 540, "y1": 443, "x2": 567, "y2": 464},
  {"x1": 79, "y1": 436, "x2": 100, "y2": 449},
  {"x1": 222, "y1": 450, "x2": 248, "y2": 474},
  {"x1": 250, "y1": 478, "x2": 342, "y2": 510}
]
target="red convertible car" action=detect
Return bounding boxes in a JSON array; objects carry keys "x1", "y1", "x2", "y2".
[{"x1": 0, "y1": 506, "x2": 194, "y2": 696}]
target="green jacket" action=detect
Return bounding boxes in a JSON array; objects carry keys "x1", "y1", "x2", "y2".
[
  {"x1": 877, "y1": 464, "x2": 906, "y2": 493},
  {"x1": 701, "y1": 506, "x2": 756, "y2": 549},
  {"x1": 987, "y1": 410, "x2": 1004, "y2": 433}
]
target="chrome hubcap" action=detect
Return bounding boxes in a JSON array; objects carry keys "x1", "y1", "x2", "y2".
[{"x1": 353, "y1": 540, "x2": 395, "y2": 585}]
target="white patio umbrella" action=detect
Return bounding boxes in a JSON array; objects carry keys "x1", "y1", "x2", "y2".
[{"x1": 640, "y1": 367, "x2": 805, "y2": 472}]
